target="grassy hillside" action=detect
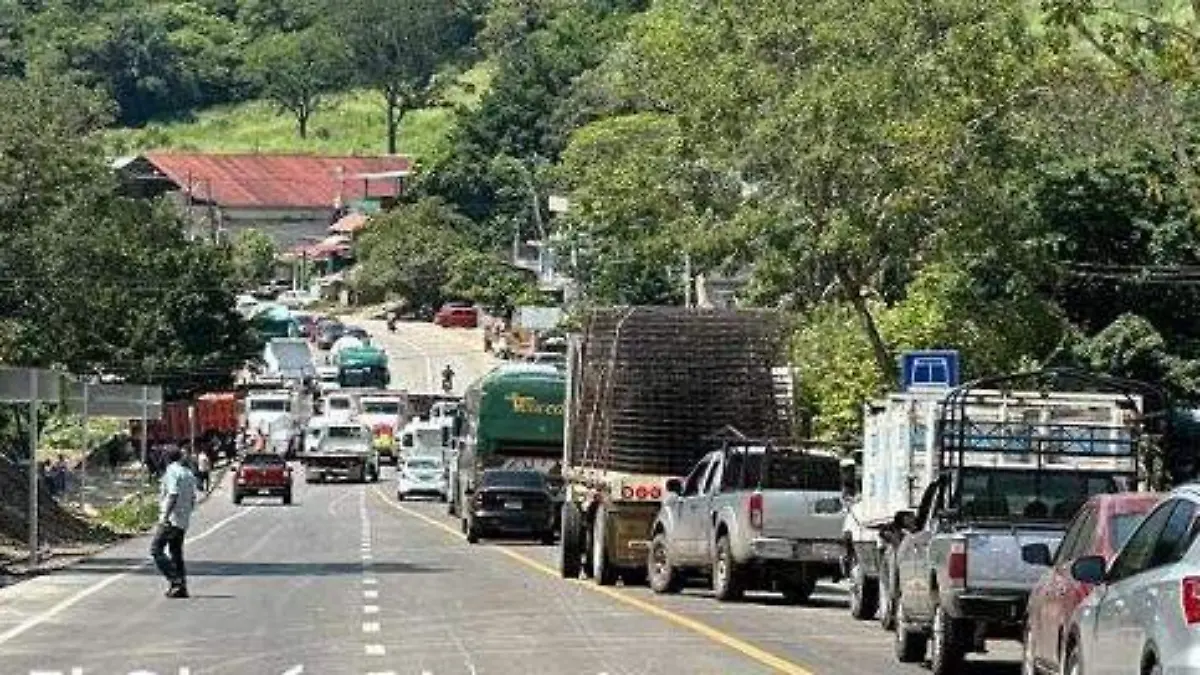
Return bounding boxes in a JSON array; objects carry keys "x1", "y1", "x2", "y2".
[{"x1": 109, "y1": 63, "x2": 493, "y2": 160}]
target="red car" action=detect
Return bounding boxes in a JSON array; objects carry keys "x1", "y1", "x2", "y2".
[
  {"x1": 232, "y1": 453, "x2": 293, "y2": 505},
  {"x1": 434, "y1": 304, "x2": 478, "y2": 328},
  {"x1": 1022, "y1": 492, "x2": 1161, "y2": 675}
]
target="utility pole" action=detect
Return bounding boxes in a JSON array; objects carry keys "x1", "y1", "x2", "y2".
[
  {"x1": 79, "y1": 382, "x2": 89, "y2": 505},
  {"x1": 140, "y1": 385, "x2": 149, "y2": 471},
  {"x1": 27, "y1": 370, "x2": 38, "y2": 566},
  {"x1": 683, "y1": 252, "x2": 693, "y2": 308}
]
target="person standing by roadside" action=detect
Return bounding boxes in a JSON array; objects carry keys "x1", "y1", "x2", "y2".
[
  {"x1": 151, "y1": 447, "x2": 196, "y2": 598},
  {"x1": 195, "y1": 449, "x2": 212, "y2": 492}
]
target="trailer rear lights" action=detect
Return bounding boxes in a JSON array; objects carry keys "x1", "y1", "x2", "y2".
[
  {"x1": 1182, "y1": 576, "x2": 1200, "y2": 625},
  {"x1": 619, "y1": 484, "x2": 663, "y2": 500},
  {"x1": 948, "y1": 540, "x2": 967, "y2": 587}
]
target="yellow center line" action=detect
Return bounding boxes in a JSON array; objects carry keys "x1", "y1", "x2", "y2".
[{"x1": 369, "y1": 486, "x2": 814, "y2": 675}]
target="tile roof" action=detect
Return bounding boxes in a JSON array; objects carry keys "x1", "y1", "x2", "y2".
[
  {"x1": 329, "y1": 212, "x2": 370, "y2": 234},
  {"x1": 142, "y1": 152, "x2": 413, "y2": 209}
]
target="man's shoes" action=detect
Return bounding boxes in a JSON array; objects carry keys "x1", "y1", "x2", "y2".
[{"x1": 165, "y1": 583, "x2": 189, "y2": 598}]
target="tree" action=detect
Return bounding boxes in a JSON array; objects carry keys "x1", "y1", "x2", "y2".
[
  {"x1": 330, "y1": 0, "x2": 475, "y2": 154},
  {"x1": 230, "y1": 228, "x2": 278, "y2": 286},
  {"x1": 244, "y1": 26, "x2": 343, "y2": 138}
]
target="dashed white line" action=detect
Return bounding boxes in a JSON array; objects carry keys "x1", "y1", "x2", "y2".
[
  {"x1": 362, "y1": 553, "x2": 374, "y2": 560},
  {"x1": 363, "y1": 621, "x2": 381, "y2": 633},
  {"x1": 363, "y1": 578, "x2": 377, "y2": 585},
  {"x1": 364, "y1": 589, "x2": 379, "y2": 599},
  {"x1": 365, "y1": 644, "x2": 386, "y2": 656},
  {"x1": 364, "y1": 605, "x2": 379, "y2": 614}
]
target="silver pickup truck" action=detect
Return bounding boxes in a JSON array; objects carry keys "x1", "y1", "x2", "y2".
[
  {"x1": 893, "y1": 468, "x2": 1122, "y2": 674},
  {"x1": 647, "y1": 441, "x2": 845, "y2": 603}
]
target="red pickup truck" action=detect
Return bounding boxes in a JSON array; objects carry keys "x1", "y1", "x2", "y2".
[{"x1": 233, "y1": 453, "x2": 293, "y2": 505}]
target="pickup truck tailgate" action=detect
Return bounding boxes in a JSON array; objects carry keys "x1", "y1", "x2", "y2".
[
  {"x1": 761, "y1": 490, "x2": 846, "y2": 541},
  {"x1": 964, "y1": 526, "x2": 1065, "y2": 592}
]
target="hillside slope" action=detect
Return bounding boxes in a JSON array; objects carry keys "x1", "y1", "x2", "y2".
[{"x1": 109, "y1": 63, "x2": 493, "y2": 159}]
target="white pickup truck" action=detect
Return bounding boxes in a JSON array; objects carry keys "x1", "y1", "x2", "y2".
[{"x1": 648, "y1": 440, "x2": 845, "y2": 603}]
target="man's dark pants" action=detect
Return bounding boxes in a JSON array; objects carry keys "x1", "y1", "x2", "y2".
[{"x1": 150, "y1": 523, "x2": 186, "y2": 587}]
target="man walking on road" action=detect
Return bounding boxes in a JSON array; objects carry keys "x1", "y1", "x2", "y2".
[{"x1": 151, "y1": 447, "x2": 196, "y2": 598}]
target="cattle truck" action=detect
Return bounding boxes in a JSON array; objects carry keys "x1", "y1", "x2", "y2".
[
  {"x1": 558, "y1": 307, "x2": 798, "y2": 586},
  {"x1": 449, "y1": 364, "x2": 566, "y2": 520}
]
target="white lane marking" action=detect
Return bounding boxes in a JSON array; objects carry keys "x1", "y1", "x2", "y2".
[
  {"x1": 0, "y1": 506, "x2": 256, "y2": 646},
  {"x1": 366, "y1": 672, "x2": 397, "y2": 675},
  {"x1": 362, "y1": 553, "x2": 373, "y2": 560},
  {"x1": 281, "y1": 666, "x2": 304, "y2": 675},
  {"x1": 364, "y1": 605, "x2": 379, "y2": 614},
  {"x1": 363, "y1": 621, "x2": 380, "y2": 633},
  {"x1": 365, "y1": 644, "x2": 386, "y2": 656},
  {"x1": 363, "y1": 578, "x2": 377, "y2": 585},
  {"x1": 364, "y1": 589, "x2": 379, "y2": 599}
]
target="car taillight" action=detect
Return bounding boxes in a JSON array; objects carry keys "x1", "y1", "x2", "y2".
[
  {"x1": 748, "y1": 492, "x2": 764, "y2": 530},
  {"x1": 1182, "y1": 577, "x2": 1200, "y2": 624},
  {"x1": 948, "y1": 540, "x2": 967, "y2": 588}
]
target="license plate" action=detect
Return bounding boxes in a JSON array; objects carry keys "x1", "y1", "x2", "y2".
[{"x1": 504, "y1": 500, "x2": 522, "y2": 510}]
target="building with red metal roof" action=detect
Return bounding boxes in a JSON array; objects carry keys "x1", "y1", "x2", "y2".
[{"x1": 115, "y1": 152, "x2": 413, "y2": 249}]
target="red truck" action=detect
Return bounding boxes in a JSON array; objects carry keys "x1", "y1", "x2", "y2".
[
  {"x1": 232, "y1": 453, "x2": 293, "y2": 505},
  {"x1": 133, "y1": 392, "x2": 239, "y2": 455}
]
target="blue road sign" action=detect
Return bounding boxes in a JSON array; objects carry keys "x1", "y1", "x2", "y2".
[{"x1": 900, "y1": 350, "x2": 960, "y2": 391}]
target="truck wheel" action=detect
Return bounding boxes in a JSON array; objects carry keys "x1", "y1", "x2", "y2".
[
  {"x1": 929, "y1": 604, "x2": 966, "y2": 675},
  {"x1": 712, "y1": 535, "x2": 744, "y2": 602},
  {"x1": 282, "y1": 489, "x2": 292, "y2": 506},
  {"x1": 648, "y1": 531, "x2": 683, "y2": 594},
  {"x1": 591, "y1": 506, "x2": 617, "y2": 586},
  {"x1": 849, "y1": 559, "x2": 880, "y2": 620},
  {"x1": 879, "y1": 548, "x2": 898, "y2": 630},
  {"x1": 447, "y1": 495, "x2": 458, "y2": 517},
  {"x1": 781, "y1": 575, "x2": 817, "y2": 604},
  {"x1": 465, "y1": 518, "x2": 480, "y2": 544},
  {"x1": 232, "y1": 490, "x2": 242, "y2": 505},
  {"x1": 559, "y1": 502, "x2": 583, "y2": 579},
  {"x1": 893, "y1": 602, "x2": 928, "y2": 663}
]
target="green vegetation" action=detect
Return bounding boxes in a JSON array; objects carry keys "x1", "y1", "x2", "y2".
[
  {"x1": 96, "y1": 490, "x2": 159, "y2": 534},
  {"x1": 108, "y1": 65, "x2": 492, "y2": 159}
]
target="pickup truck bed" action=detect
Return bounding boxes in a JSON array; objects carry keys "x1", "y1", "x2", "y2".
[
  {"x1": 233, "y1": 454, "x2": 293, "y2": 505},
  {"x1": 302, "y1": 452, "x2": 377, "y2": 483}
]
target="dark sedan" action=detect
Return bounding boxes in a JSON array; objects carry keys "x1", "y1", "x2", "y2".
[
  {"x1": 316, "y1": 321, "x2": 345, "y2": 349},
  {"x1": 463, "y1": 470, "x2": 555, "y2": 545}
]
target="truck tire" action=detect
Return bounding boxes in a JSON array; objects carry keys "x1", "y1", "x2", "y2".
[
  {"x1": 232, "y1": 490, "x2": 242, "y2": 505},
  {"x1": 849, "y1": 558, "x2": 880, "y2": 620},
  {"x1": 893, "y1": 602, "x2": 928, "y2": 663},
  {"x1": 929, "y1": 604, "x2": 966, "y2": 675},
  {"x1": 591, "y1": 506, "x2": 617, "y2": 586},
  {"x1": 712, "y1": 534, "x2": 745, "y2": 602},
  {"x1": 781, "y1": 575, "x2": 817, "y2": 604},
  {"x1": 465, "y1": 518, "x2": 481, "y2": 544},
  {"x1": 648, "y1": 531, "x2": 683, "y2": 594},
  {"x1": 282, "y1": 488, "x2": 292, "y2": 506},
  {"x1": 558, "y1": 502, "x2": 583, "y2": 579},
  {"x1": 879, "y1": 547, "x2": 898, "y2": 631}
]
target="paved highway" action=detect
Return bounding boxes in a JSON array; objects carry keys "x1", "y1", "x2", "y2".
[
  {"x1": 0, "y1": 320, "x2": 1026, "y2": 675},
  {"x1": 353, "y1": 316, "x2": 498, "y2": 395}
]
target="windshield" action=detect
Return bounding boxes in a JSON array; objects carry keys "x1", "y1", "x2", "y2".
[
  {"x1": 1112, "y1": 511, "x2": 1153, "y2": 550},
  {"x1": 956, "y1": 469, "x2": 1118, "y2": 522},
  {"x1": 249, "y1": 399, "x2": 289, "y2": 412},
  {"x1": 327, "y1": 426, "x2": 367, "y2": 439},
  {"x1": 328, "y1": 398, "x2": 352, "y2": 410},
  {"x1": 242, "y1": 454, "x2": 285, "y2": 466},
  {"x1": 482, "y1": 471, "x2": 546, "y2": 490},
  {"x1": 362, "y1": 401, "x2": 400, "y2": 415},
  {"x1": 406, "y1": 458, "x2": 441, "y2": 470},
  {"x1": 724, "y1": 451, "x2": 842, "y2": 491}
]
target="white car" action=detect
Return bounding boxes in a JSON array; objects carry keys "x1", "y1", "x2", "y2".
[
  {"x1": 277, "y1": 289, "x2": 318, "y2": 309},
  {"x1": 1064, "y1": 484, "x2": 1199, "y2": 675},
  {"x1": 397, "y1": 455, "x2": 448, "y2": 501}
]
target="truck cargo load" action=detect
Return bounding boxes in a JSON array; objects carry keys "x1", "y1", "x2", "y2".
[
  {"x1": 335, "y1": 345, "x2": 390, "y2": 389},
  {"x1": 559, "y1": 306, "x2": 797, "y2": 585}
]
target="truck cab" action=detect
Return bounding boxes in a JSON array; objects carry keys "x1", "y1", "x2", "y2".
[
  {"x1": 303, "y1": 421, "x2": 379, "y2": 483},
  {"x1": 242, "y1": 390, "x2": 301, "y2": 456},
  {"x1": 360, "y1": 394, "x2": 405, "y2": 465}
]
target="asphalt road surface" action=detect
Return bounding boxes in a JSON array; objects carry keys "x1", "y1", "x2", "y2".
[
  {"x1": 351, "y1": 316, "x2": 498, "y2": 396},
  {"x1": 0, "y1": 466, "x2": 1024, "y2": 675}
]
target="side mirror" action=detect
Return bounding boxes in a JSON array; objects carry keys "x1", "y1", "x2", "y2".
[
  {"x1": 894, "y1": 510, "x2": 918, "y2": 532},
  {"x1": 1021, "y1": 542, "x2": 1053, "y2": 567},
  {"x1": 665, "y1": 478, "x2": 683, "y2": 495},
  {"x1": 1070, "y1": 555, "x2": 1107, "y2": 585}
]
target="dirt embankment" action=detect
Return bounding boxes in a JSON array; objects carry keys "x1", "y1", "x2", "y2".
[{"x1": 0, "y1": 455, "x2": 119, "y2": 555}]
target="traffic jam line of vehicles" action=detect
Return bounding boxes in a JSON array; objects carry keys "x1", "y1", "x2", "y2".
[{"x1": 170, "y1": 297, "x2": 1200, "y2": 675}]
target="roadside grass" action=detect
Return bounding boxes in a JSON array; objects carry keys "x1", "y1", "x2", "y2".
[
  {"x1": 95, "y1": 489, "x2": 158, "y2": 534},
  {"x1": 108, "y1": 62, "x2": 494, "y2": 161}
]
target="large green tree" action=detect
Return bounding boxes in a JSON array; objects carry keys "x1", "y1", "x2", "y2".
[{"x1": 244, "y1": 25, "x2": 344, "y2": 138}]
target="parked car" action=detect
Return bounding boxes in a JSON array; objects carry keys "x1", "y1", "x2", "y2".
[
  {"x1": 1059, "y1": 485, "x2": 1200, "y2": 675},
  {"x1": 344, "y1": 325, "x2": 371, "y2": 341},
  {"x1": 397, "y1": 455, "x2": 449, "y2": 502},
  {"x1": 434, "y1": 304, "x2": 478, "y2": 328},
  {"x1": 232, "y1": 453, "x2": 293, "y2": 505},
  {"x1": 292, "y1": 312, "x2": 319, "y2": 338},
  {"x1": 1022, "y1": 493, "x2": 1160, "y2": 675},
  {"x1": 463, "y1": 469, "x2": 555, "y2": 544},
  {"x1": 316, "y1": 320, "x2": 346, "y2": 350}
]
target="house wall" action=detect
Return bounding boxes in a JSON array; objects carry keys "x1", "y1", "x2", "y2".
[{"x1": 169, "y1": 193, "x2": 334, "y2": 249}]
